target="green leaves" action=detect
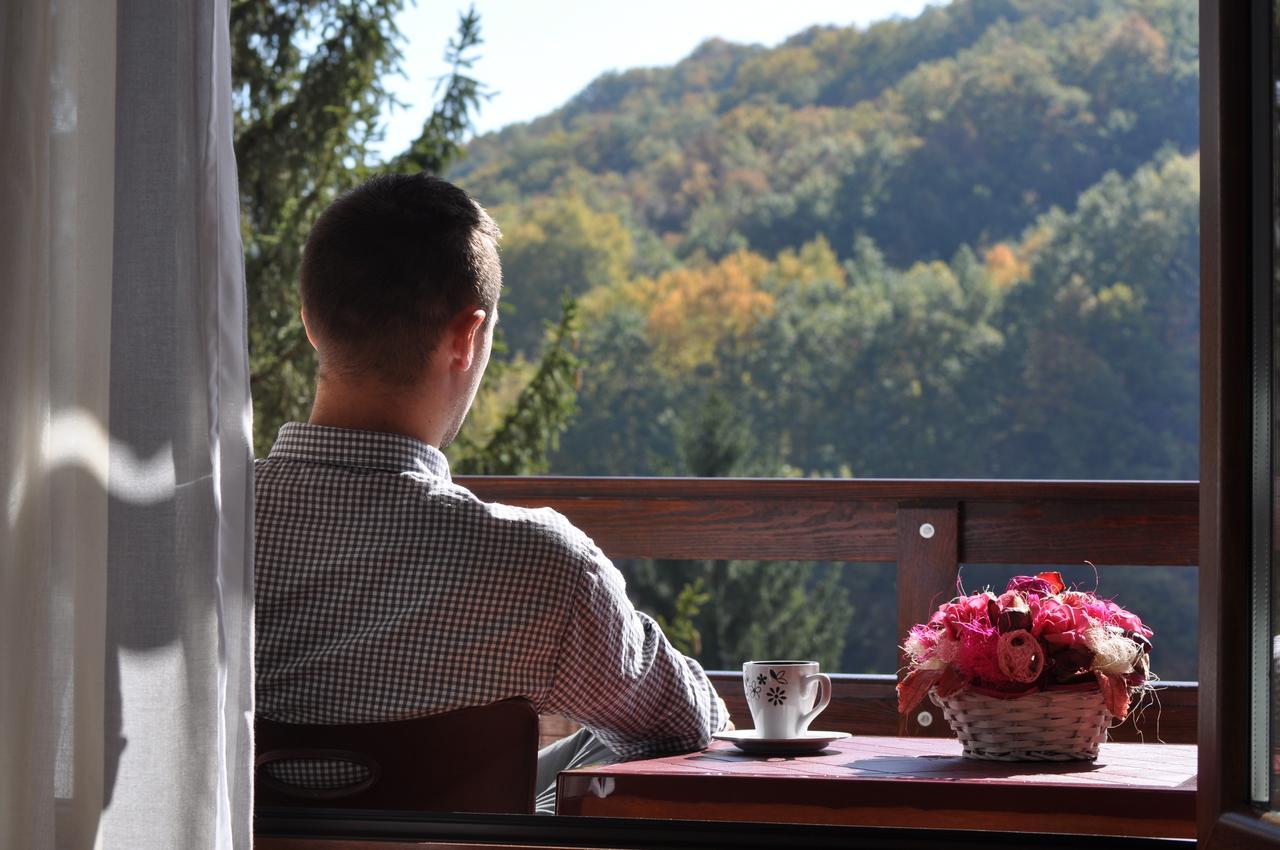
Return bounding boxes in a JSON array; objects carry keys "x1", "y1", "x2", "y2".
[
  {"x1": 656, "y1": 577, "x2": 711, "y2": 658},
  {"x1": 390, "y1": 7, "x2": 490, "y2": 176},
  {"x1": 235, "y1": 0, "x2": 408, "y2": 454},
  {"x1": 625, "y1": 559, "x2": 852, "y2": 672},
  {"x1": 238, "y1": 3, "x2": 572, "y2": 476},
  {"x1": 451, "y1": 298, "x2": 582, "y2": 475},
  {"x1": 453, "y1": 0, "x2": 1196, "y2": 269}
]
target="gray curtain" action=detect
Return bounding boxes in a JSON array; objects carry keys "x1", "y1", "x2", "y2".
[{"x1": 0, "y1": 0, "x2": 254, "y2": 846}]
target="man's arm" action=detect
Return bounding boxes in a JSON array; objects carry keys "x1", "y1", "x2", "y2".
[{"x1": 543, "y1": 545, "x2": 727, "y2": 760}]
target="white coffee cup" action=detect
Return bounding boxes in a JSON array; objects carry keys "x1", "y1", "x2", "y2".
[{"x1": 742, "y1": 660, "x2": 832, "y2": 738}]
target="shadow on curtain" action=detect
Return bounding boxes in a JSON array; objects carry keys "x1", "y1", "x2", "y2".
[{"x1": 0, "y1": 0, "x2": 254, "y2": 847}]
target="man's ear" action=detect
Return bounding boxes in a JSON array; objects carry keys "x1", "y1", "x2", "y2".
[
  {"x1": 300, "y1": 307, "x2": 319, "y2": 351},
  {"x1": 446, "y1": 307, "x2": 488, "y2": 372}
]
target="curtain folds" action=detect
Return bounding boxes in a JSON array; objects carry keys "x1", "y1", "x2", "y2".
[{"x1": 0, "y1": 0, "x2": 254, "y2": 847}]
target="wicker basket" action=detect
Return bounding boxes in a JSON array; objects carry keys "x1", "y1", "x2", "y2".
[{"x1": 931, "y1": 686, "x2": 1113, "y2": 761}]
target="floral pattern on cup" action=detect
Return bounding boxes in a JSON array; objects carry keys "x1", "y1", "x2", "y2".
[
  {"x1": 746, "y1": 669, "x2": 790, "y2": 701},
  {"x1": 742, "y1": 661, "x2": 833, "y2": 739}
]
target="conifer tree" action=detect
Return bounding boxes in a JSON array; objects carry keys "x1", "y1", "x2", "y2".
[
  {"x1": 623, "y1": 391, "x2": 851, "y2": 671},
  {"x1": 232, "y1": 1, "x2": 578, "y2": 467}
]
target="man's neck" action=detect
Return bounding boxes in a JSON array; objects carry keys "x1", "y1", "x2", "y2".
[{"x1": 309, "y1": 376, "x2": 446, "y2": 448}]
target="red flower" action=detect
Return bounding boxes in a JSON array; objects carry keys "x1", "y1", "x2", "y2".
[
  {"x1": 1032, "y1": 598, "x2": 1092, "y2": 648},
  {"x1": 1104, "y1": 601, "x2": 1153, "y2": 637},
  {"x1": 1004, "y1": 572, "x2": 1066, "y2": 597},
  {"x1": 930, "y1": 592, "x2": 996, "y2": 638}
]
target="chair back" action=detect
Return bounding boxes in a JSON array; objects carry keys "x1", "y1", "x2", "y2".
[{"x1": 255, "y1": 698, "x2": 538, "y2": 815}]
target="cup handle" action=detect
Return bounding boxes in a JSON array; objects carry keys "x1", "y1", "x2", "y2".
[{"x1": 798, "y1": 673, "x2": 831, "y2": 734}]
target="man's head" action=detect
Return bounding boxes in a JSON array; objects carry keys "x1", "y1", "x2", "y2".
[
  {"x1": 300, "y1": 173, "x2": 502, "y2": 386},
  {"x1": 298, "y1": 175, "x2": 499, "y2": 448}
]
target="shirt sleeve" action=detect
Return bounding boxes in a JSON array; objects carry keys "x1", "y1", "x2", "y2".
[{"x1": 543, "y1": 540, "x2": 727, "y2": 760}]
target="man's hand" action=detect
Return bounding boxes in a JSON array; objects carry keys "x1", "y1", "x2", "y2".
[{"x1": 717, "y1": 696, "x2": 735, "y2": 732}]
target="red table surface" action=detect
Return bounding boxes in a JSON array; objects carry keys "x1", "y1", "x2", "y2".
[{"x1": 556, "y1": 736, "x2": 1197, "y2": 838}]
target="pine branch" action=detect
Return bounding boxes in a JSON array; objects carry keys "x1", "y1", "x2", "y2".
[
  {"x1": 388, "y1": 7, "x2": 491, "y2": 175},
  {"x1": 456, "y1": 297, "x2": 581, "y2": 475}
]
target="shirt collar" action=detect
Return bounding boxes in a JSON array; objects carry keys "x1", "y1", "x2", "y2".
[{"x1": 268, "y1": 422, "x2": 452, "y2": 482}]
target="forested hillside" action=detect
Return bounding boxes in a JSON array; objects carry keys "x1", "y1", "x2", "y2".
[{"x1": 446, "y1": 0, "x2": 1200, "y2": 677}]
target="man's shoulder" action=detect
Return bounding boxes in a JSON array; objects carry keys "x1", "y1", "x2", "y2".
[
  {"x1": 252, "y1": 446, "x2": 607, "y2": 573},
  {"x1": 446, "y1": 482, "x2": 604, "y2": 565}
]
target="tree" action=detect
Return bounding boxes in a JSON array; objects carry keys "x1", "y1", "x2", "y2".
[
  {"x1": 977, "y1": 151, "x2": 1199, "y2": 479},
  {"x1": 450, "y1": 299, "x2": 582, "y2": 474},
  {"x1": 232, "y1": 1, "x2": 577, "y2": 472},
  {"x1": 619, "y1": 390, "x2": 852, "y2": 672},
  {"x1": 453, "y1": 0, "x2": 1196, "y2": 269},
  {"x1": 492, "y1": 195, "x2": 633, "y2": 355}
]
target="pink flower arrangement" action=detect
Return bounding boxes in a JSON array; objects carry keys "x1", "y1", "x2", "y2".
[{"x1": 897, "y1": 571, "x2": 1153, "y2": 720}]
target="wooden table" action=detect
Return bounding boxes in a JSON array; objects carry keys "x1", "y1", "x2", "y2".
[{"x1": 556, "y1": 736, "x2": 1197, "y2": 838}]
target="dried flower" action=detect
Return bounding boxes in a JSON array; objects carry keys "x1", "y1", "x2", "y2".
[{"x1": 897, "y1": 572, "x2": 1153, "y2": 719}]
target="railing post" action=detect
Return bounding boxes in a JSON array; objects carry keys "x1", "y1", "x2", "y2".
[{"x1": 896, "y1": 500, "x2": 960, "y2": 737}]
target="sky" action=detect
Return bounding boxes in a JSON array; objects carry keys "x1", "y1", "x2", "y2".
[{"x1": 376, "y1": 0, "x2": 944, "y2": 157}]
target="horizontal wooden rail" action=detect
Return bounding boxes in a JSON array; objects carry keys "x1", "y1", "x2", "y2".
[
  {"x1": 462, "y1": 477, "x2": 1200, "y2": 738},
  {"x1": 460, "y1": 477, "x2": 1199, "y2": 566}
]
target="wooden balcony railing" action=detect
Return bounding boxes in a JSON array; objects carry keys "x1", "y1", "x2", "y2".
[{"x1": 460, "y1": 477, "x2": 1199, "y2": 744}]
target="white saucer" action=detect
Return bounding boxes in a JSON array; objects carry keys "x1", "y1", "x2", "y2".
[{"x1": 712, "y1": 730, "x2": 851, "y2": 755}]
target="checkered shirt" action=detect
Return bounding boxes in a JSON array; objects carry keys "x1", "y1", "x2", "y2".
[{"x1": 255, "y1": 423, "x2": 725, "y2": 787}]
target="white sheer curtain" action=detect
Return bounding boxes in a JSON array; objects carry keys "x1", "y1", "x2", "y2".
[{"x1": 0, "y1": 0, "x2": 254, "y2": 847}]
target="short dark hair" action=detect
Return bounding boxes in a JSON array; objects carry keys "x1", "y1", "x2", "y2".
[{"x1": 300, "y1": 173, "x2": 502, "y2": 384}]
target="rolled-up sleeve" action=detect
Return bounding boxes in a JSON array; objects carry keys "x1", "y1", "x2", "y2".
[{"x1": 543, "y1": 545, "x2": 726, "y2": 759}]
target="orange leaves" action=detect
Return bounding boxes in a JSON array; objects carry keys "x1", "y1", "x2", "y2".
[
  {"x1": 1035, "y1": 571, "x2": 1066, "y2": 594},
  {"x1": 934, "y1": 664, "x2": 966, "y2": 700},
  {"x1": 775, "y1": 236, "x2": 845, "y2": 290},
  {"x1": 635, "y1": 236, "x2": 849, "y2": 375},
  {"x1": 897, "y1": 665, "x2": 969, "y2": 715},
  {"x1": 1095, "y1": 671, "x2": 1132, "y2": 721},
  {"x1": 984, "y1": 242, "x2": 1030, "y2": 288},
  {"x1": 643, "y1": 250, "x2": 775, "y2": 373},
  {"x1": 897, "y1": 667, "x2": 942, "y2": 715}
]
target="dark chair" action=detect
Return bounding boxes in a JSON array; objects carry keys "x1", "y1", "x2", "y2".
[{"x1": 254, "y1": 698, "x2": 539, "y2": 815}]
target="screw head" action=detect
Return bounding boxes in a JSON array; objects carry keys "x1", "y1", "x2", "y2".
[
  {"x1": 919, "y1": 522, "x2": 936, "y2": 539},
  {"x1": 916, "y1": 710, "x2": 934, "y2": 727}
]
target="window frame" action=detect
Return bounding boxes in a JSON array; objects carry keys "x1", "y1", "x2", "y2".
[{"x1": 1198, "y1": 0, "x2": 1280, "y2": 846}]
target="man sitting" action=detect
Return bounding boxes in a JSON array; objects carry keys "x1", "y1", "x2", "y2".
[{"x1": 254, "y1": 173, "x2": 727, "y2": 814}]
